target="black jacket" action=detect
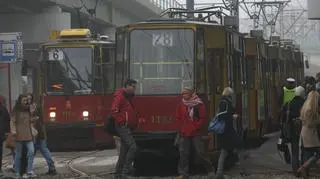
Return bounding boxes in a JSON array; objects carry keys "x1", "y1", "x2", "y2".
[
  {"x1": 0, "y1": 105, "x2": 10, "y2": 140},
  {"x1": 216, "y1": 96, "x2": 243, "y2": 150},
  {"x1": 281, "y1": 96, "x2": 305, "y2": 139}
]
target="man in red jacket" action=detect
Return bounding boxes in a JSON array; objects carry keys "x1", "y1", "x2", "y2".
[
  {"x1": 111, "y1": 79, "x2": 138, "y2": 179},
  {"x1": 175, "y1": 87, "x2": 215, "y2": 179}
]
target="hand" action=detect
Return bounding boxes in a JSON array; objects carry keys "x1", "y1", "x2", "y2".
[{"x1": 233, "y1": 114, "x2": 239, "y2": 119}]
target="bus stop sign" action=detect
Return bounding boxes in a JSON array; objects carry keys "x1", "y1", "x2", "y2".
[{"x1": 0, "y1": 32, "x2": 23, "y2": 63}]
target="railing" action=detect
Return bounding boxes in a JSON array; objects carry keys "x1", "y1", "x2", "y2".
[{"x1": 149, "y1": 0, "x2": 185, "y2": 11}]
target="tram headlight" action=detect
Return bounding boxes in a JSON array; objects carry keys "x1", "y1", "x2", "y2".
[
  {"x1": 82, "y1": 110, "x2": 89, "y2": 120},
  {"x1": 49, "y1": 112, "x2": 56, "y2": 121}
]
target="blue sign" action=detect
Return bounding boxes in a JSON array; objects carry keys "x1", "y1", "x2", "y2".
[{"x1": 0, "y1": 41, "x2": 16, "y2": 62}]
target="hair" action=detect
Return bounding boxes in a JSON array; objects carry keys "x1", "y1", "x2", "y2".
[
  {"x1": 300, "y1": 91, "x2": 319, "y2": 124},
  {"x1": 124, "y1": 79, "x2": 137, "y2": 87},
  {"x1": 12, "y1": 94, "x2": 28, "y2": 115},
  {"x1": 182, "y1": 87, "x2": 194, "y2": 94},
  {"x1": 222, "y1": 87, "x2": 234, "y2": 96},
  {"x1": 295, "y1": 86, "x2": 305, "y2": 97}
]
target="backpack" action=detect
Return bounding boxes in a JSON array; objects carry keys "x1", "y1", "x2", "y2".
[{"x1": 104, "y1": 91, "x2": 132, "y2": 136}]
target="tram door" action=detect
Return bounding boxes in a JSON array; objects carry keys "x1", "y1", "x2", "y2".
[
  {"x1": 232, "y1": 34, "x2": 244, "y2": 135},
  {"x1": 205, "y1": 27, "x2": 228, "y2": 151}
]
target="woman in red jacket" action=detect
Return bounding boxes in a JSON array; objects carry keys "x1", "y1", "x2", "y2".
[{"x1": 175, "y1": 87, "x2": 215, "y2": 179}]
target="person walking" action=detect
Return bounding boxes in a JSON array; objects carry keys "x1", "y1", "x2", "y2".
[
  {"x1": 215, "y1": 87, "x2": 248, "y2": 179},
  {"x1": 281, "y1": 86, "x2": 305, "y2": 176},
  {"x1": 298, "y1": 91, "x2": 320, "y2": 178},
  {"x1": 26, "y1": 93, "x2": 57, "y2": 175},
  {"x1": 0, "y1": 96, "x2": 10, "y2": 173},
  {"x1": 111, "y1": 79, "x2": 138, "y2": 179},
  {"x1": 10, "y1": 94, "x2": 37, "y2": 178},
  {"x1": 175, "y1": 87, "x2": 215, "y2": 179}
]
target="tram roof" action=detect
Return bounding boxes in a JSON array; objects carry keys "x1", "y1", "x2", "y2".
[
  {"x1": 41, "y1": 39, "x2": 114, "y2": 47},
  {"x1": 125, "y1": 18, "x2": 242, "y2": 33}
]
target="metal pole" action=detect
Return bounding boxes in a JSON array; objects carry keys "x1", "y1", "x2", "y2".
[
  {"x1": 186, "y1": 0, "x2": 194, "y2": 18},
  {"x1": 231, "y1": 0, "x2": 239, "y2": 31}
]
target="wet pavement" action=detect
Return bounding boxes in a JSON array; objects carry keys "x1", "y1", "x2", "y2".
[{"x1": 1, "y1": 131, "x2": 320, "y2": 178}]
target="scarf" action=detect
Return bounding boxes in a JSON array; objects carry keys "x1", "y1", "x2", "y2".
[{"x1": 182, "y1": 93, "x2": 203, "y2": 118}]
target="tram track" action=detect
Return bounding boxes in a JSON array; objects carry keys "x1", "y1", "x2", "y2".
[{"x1": 63, "y1": 151, "x2": 104, "y2": 179}]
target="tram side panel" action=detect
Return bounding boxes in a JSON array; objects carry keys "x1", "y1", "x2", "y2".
[
  {"x1": 204, "y1": 26, "x2": 228, "y2": 152},
  {"x1": 244, "y1": 38, "x2": 259, "y2": 138}
]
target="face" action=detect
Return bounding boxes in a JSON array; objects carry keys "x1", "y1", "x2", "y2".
[
  {"x1": 287, "y1": 82, "x2": 295, "y2": 89},
  {"x1": 126, "y1": 84, "x2": 137, "y2": 94},
  {"x1": 182, "y1": 92, "x2": 192, "y2": 101},
  {"x1": 27, "y1": 95, "x2": 32, "y2": 105},
  {"x1": 21, "y1": 96, "x2": 29, "y2": 109}
]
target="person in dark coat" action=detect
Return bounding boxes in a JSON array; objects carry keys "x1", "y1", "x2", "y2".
[
  {"x1": 215, "y1": 87, "x2": 248, "y2": 179},
  {"x1": 281, "y1": 86, "x2": 305, "y2": 177},
  {"x1": 0, "y1": 96, "x2": 10, "y2": 173},
  {"x1": 174, "y1": 87, "x2": 215, "y2": 179}
]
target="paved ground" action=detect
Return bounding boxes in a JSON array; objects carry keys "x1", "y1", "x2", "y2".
[{"x1": 1, "y1": 132, "x2": 320, "y2": 178}]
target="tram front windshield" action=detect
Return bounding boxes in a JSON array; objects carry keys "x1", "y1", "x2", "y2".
[
  {"x1": 45, "y1": 47, "x2": 92, "y2": 95},
  {"x1": 130, "y1": 29, "x2": 194, "y2": 95}
]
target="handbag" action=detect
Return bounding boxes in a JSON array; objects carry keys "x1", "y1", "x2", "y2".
[
  {"x1": 5, "y1": 133, "x2": 16, "y2": 149},
  {"x1": 104, "y1": 115, "x2": 119, "y2": 136},
  {"x1": 208, "y1": 102, "x2": 228, "y2": 134}
]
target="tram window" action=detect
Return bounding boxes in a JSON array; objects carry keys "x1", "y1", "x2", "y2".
[
  {"x1": 102, "y1": 47, "x2": 115, "y2": 63},
  {"x1": 129, "y1": 29, "x2": 194, "y2": 95},
  {"x1": 115, "y1": 30, "x2": 125, "y2": 88},
  {"x1": 206, "y1": 49, "x2": 214, "y2": 94},
  {"x1": 196, "y1": 28, "x2": 205, "y2": 94},
  {"x1": 102, "y1": 47, "x2": 115, "y2": 92},
  {"x1": 228, "y1": 55, "x2": 233, "y2": 88}
]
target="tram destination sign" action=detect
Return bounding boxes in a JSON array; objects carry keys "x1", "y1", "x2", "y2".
[{"x1": 0, "y1": 32, "x2": 23, "y2": 63}]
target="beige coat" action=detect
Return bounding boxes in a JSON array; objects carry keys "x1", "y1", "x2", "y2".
[
  {"x1": 10, "y1": 111, "x2": 37, "y2": 141},
  {"x1": 300, "y1": 119, "x2": 320, "y2": 148}
]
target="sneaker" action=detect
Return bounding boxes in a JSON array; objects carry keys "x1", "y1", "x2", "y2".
[
  {"x1": 22, "y1": 172, "x2": 36, "y2": 178},
  {"x1": 15, "y1": 173, "x2": 21, "y2": 178},
  {"x1": 46, "y1": 168, "x2": 57, "y2": 175}
]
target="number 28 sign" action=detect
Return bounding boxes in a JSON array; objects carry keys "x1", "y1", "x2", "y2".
[{"x1": 152, "y1": 32, "x2": 173, "y2": 47}]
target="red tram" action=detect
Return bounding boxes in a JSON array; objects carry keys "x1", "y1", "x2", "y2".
[
  {"x1": 115, "y1": 16, "x2": 305, "y2": 171},
  {"x1": 38, "y1": 29, "x2": 116, "y2": 150}
]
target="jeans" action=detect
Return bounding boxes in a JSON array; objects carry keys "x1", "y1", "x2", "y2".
[
  {"x1": 15, "y1": 141, "x2": 34, "y2": 174},
  {"x1": 115, "y1": 125, "x2": 137, "y2": 177},
  {"x1": 178, "y1": 136, "x2": 214, "y2": 177},
  {"x1": 217, "y1": 148, "x2": 246, "y2": 176},
  {"x1": 35, "y1": 140, "x2": 55, "y2": 170}
]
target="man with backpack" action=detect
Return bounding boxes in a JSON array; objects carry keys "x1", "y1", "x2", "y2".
[
  {"x1": 110, "y1": 79, "x2": 138, "y2": 179},
  {"x1": 281, "y1": 86, "x2": 305, "y2": 177}
]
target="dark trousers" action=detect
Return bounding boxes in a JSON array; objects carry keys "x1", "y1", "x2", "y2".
[
  {"x1": 178, "y1": 136, "x2": 213, "y2": 177},
  {"x1": 115, "y1": 125, "x2": 137, "y2": 177},
  {"x1": 301, "y1": 147, "x2": 320, "y2": 177},
  {"x1": 290, "y1": 137, "x2": 300, "y2": 172},
  {"x1": 0, "y1": 140, "x2": 3, "y2": 171}
]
